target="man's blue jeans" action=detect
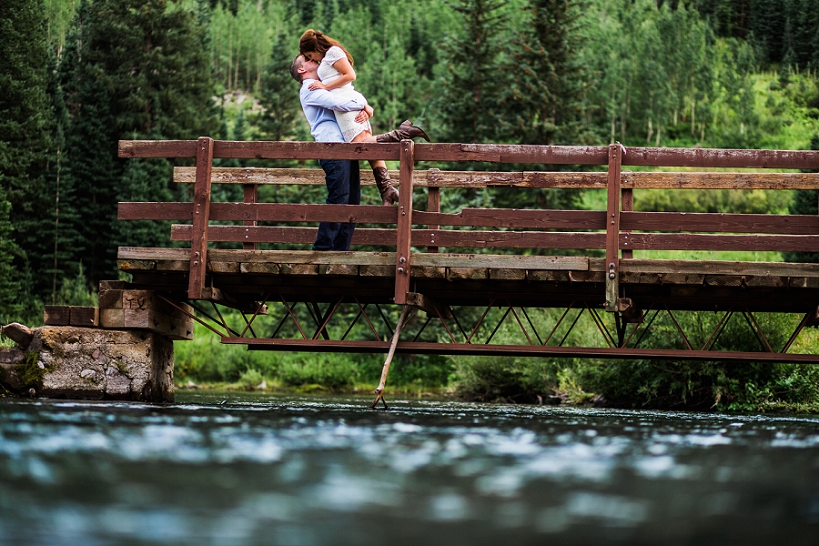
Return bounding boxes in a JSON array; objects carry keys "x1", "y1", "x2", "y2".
[{"x1": 313, "y1": 159, "x2": 360, "y2": 251}]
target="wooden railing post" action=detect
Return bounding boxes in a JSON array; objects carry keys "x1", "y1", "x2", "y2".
[
  {"x1": 243, "y1": 181, "x2": 257, "y2": 251},
  {"x1": 427, "y1": 186, "x2": 440, "y2": 253},
  {"x1": 621, "y1": 185, "x2": 633, "y2": 259},
  {"x1": 394, "y1": 140, "x2": 415, "y2": 304},
  {"x1": 605, "y1": 143, "x2": 623, "y2": 312},
  {"x1": 188, "y1": 136, "x2": 214, "y2": 300}
]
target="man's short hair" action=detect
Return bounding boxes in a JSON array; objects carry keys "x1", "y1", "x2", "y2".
[{"x1": 290, "y1": 55, "x2": 305, "y2": 83}]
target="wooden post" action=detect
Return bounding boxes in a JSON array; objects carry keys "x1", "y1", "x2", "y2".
[
  {"x1": 427, "y1": 186, "x2": 440, "y2": 253},
  {"x1": 394, "y1": 140, "x2": 414, "y2": 305},
  {"x1": 621, "y1": 187, "x2": 633, "y2": 259},
  {"x1": 243, "y1": 183, "x2": 257, "y2": 251},
  {"x1": 188, "y1": 137, "x2": 214, "y2": 300},
  {"x1": 605, "y1": 143, "x2": 623, "y2": 312}
]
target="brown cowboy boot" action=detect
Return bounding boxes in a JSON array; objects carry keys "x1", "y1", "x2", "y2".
[
  {"x1": 373, "y1": 166, "x2": 399, "y2": 206},
  {"x1": 375, "y1": 120, "x2": 430, "y2": 143}
]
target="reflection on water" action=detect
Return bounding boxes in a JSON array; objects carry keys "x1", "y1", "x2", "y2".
[{"x1": 0, "y1": 393, "x2": 818, "y2": 545}]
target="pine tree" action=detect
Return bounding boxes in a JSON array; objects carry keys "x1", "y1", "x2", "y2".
[
  {"x1": 43, "y1": 47, "x2": 83, "y2": 302},
  {"x1": 0, "y1": 186, "x2": 22, "y2": 321},
  {"x1": 501, "y1": 0, "x2": 587, "y2": 146},
  {"x1": 0, "y1": 0, "x2": 53, "y2": 298},
  {"x1": 59, "y1": 0, "x2": 219, "y2": 285},
  {"x1": 435, "y1": 0, "x2": 509, "y2": 143},
  {"x1": 257, "y1": 31, "x2": 301, "y2": 142}
]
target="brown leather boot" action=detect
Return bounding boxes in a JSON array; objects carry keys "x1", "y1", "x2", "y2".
[
  {"x1": 373, "y1": 166, "x2": 399, "y2": 205},
  {"x1": 375, "y1": 120, "x2": 430, "y2": 143}
]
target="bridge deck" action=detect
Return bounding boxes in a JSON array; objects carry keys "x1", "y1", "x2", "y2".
[{"x1": 120, "y1": 247, "x2": 819, "y2": 313}]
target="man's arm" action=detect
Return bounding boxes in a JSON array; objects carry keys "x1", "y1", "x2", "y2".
[{"x1": 301, "y1": 81, "x2": 367, "y2": 112}]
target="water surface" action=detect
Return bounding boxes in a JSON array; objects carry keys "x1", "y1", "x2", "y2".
[{"x1": 1, "y1": 393, "x2": 818, "y2": 545}]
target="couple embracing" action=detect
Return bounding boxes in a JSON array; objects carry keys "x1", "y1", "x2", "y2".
[{"x1": 290, "y1": 29, "x2": 429, "y2": 251}]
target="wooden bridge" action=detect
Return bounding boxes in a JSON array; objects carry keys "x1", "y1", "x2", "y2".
[{"x1": 114, "y1": 137, "x2": 819, "y2": 403}]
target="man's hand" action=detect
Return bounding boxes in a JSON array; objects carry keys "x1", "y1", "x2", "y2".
[
  {"x1": 308, "y1": 81, "x2": 327, "y2": 91},
  {"x1": 355, "y1": 105, "x2": 373, "y2": 123}
]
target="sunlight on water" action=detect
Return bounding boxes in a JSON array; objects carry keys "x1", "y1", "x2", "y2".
[{"x1": 0, "y1": 394, "x2": 818, "y2": 545}]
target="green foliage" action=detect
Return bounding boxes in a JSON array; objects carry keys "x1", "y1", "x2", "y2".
[
  {"x1": 57, "y1": 0, "x2": 219, "y2": 285},
  {"x1": 453, "y1": 356, "x2": 559, "y2": 403},
  {"x1": 0, "y1": 0, "x2": 53, "y2": 301},
  {"x1": 501, "y1": 0, "x2": 588, "y2": 145},
  {"x1": 434, "y1": 0, "x2": 511, "y2": 143},
  {"x1": 15, "y1": 351, "x2": 47, "y2": 390},
  {"x1": 0, "y1": 187, "x2": 23, "y2": 321},
  {"x1": 256, "y1": 30, "x2": 300, "y2": 141},
  {"x1": 54, "y1": 262, "x2": 96, "y2": 307}
]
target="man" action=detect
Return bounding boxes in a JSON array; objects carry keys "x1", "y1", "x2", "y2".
[
  {"x1": 290, "y1": 54, "x2": 368, "y2": 251},
  {"x1": 290, "y1": 54, "x2": 429, "y2": 251}
]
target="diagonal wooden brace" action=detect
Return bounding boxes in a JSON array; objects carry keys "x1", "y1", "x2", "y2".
[{"x1": 371, "y1": 305, "x2": 412, "y2": 409}]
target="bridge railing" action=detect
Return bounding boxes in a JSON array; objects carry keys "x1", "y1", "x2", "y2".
[{"x1": 118, "y1": 138, "x2": 819, "y2": 309}]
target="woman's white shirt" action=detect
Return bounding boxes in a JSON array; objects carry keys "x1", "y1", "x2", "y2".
[{"x1": 317, "y1": 46, "x2": 355, "y2": 92}]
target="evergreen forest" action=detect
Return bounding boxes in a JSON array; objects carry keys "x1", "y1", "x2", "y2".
[{"x1": 3, "y1": 0, "x2": 819, "y2": 410}]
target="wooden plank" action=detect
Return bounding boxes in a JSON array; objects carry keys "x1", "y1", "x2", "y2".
[
  {"x1": 319, "y1": 264, "x2": 359, "y2": 276},
  {"x1": 413, "y1": 209, "x2": 605, "y2": 229},
  {"x1": 361, "y1": 265, "x2": 394, "y2": 277},
  {"x1": 613, "y1": 259, "x2": 819, "y2": 277},
  {"x1": 172, "y1": 225, "x2": 604, "y2": 250},
  {"x1": 622, "y1": 171, "x2": 819, "y2": 190},
  {"x1": 208, "y1": 249, "x2": 395, "y2": 266},
  {"x1": 188, "y1": 137, "x2": 213, "y2": 300},
  {"x1": 243, "y1": 183, "x2": 257, "y2": 251},
  {"x1": 623, "y1": 147, "x2": 819, "y2": 170},
  {"x1": 98, "y1": 288, "x2": 124, "y2": 310},
  {"x1": 211, "y1": 203, "x2": 396, "y2": 224},
  {"x1": 174, "y1": 167, "x2": 819, "y2": 190},
  {"x1": 621, "y1": 188, "x2": 633, "y2": 259},
  {"x1": 69, "y1": 307, "x2": 99, "y2": 327},
  {"x1": 427, "y1": 186, "x2": 441, "y2": 253},
  {"x1": 120, "y1": 140, "x2": 819, "y2": 170},
  {"x1": 489, "y1": 269, "x2": 526, "y2": 281},
  {"x1": 99, "y1": 308, "x2": 125, "y2": 328},
  {"x1": 624, "y1": 233, "x2": 819, "y2": 252},
  {"x1": 171, "y1": 225, "x2": 396, "y2": 246},
  {"x1": 119, "y1": 202, "x2": 192, "y2": 221},
  {"x1": 43, "y1": 306, "x2": 70, "y2": 326},
  {"x1": 412, "y1": 230, "x2": 605, "y2": 250},
  {"x1": 394, "y1": 140, "x2": 414, "y2": 304},
  {"x1": 120, "y1": 201, "x2": 389, "y2": 224},
  {"x1": 413, "y1": 143, "x2": 609, "y2": 165},
  {"x1": 529, "y1": 270, "x2": 570, "y2": 282},
  {"x1": 119, "y1": 140, "x2": 197, "y2": 158},
  {"x1": 621, "y1": 211, "x2": 819, "y2": 234},
  {"x1": 117, "y1": 259, "x2": 157, "y2": 272},
  {"x1": 213, "y1": 140, "x2": 402, "y2": 161},
  {"x1": 240, "y1": 262, "x2": 280, "y2": 274},
  {"x1": 413, "y1": 254, "x2": 589, "y2": 270},
  {"x1": 448, "y1": 268, "x2": 487, "y2": 280},
  {"x1": 411, "y1": 265, "x2": 446, "y2": 279},
  {"x1": 605, "y1": 143, "x2": 623, "y2": 311},
  {"x1": 280, "y1": 264, "x2": 319, "y2": 275}
]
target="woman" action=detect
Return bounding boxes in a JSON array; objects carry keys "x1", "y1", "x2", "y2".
[{"x1": 299, "y1": 29, "x2": 429, "y2": 206}]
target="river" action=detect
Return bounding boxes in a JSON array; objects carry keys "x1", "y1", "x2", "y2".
[{"x1": 0, "y1": 393, "x2": 817, "y2": 545}]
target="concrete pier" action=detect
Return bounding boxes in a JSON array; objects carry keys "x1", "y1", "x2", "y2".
[{"x1": 0, "y1": 324, "x2": 174, "y2": 402}]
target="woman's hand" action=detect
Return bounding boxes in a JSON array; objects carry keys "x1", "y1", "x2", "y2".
[
  {"x1": 355, "y1": 105, "x2": 373, "y2": 123},
  {"x1": 308, "y1": 81, "x2": 327, "y2": 91}
]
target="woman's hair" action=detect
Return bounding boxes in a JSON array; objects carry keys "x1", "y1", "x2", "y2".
[{"x1": 299, "y1": 29, "x2": 354, "y2": 65}]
